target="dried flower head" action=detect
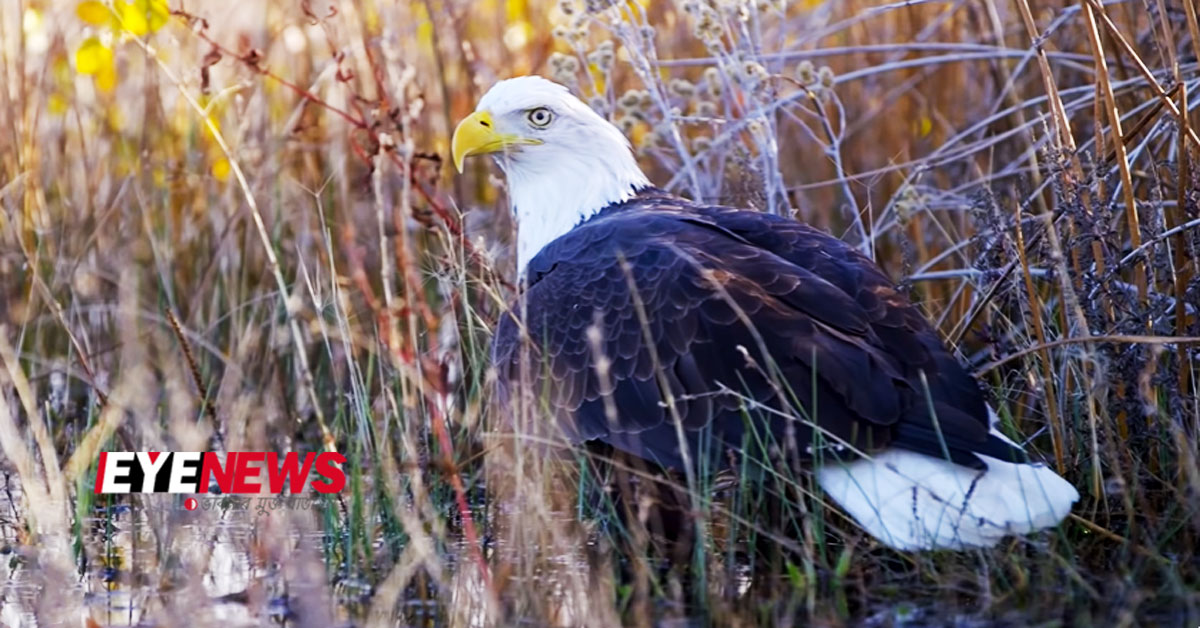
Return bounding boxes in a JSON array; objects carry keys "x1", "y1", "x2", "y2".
[
  {"x1": 639, "y1": 130, "x2": 661, "y2": 151},
  {"x1": 587, "y1": 44, "x2": 615, "y2": 71},
  {"x1": 549, "y1": 51, "x2": 572, "y2": 71},
  {"x1": 615, "y1": 115, "x2": 636, "y2": 135},
  {"x1": 818, "y1": 65, "x2": 835, "y2": 88},
  {"x1": 584, "y1": 0, "x2": 617, "y2": 12},
  {"x1": 704, "y1": 66, "x2": 724, "y2": 96},
  {"x1": 738, "y1": 60, "x2": 768, "y2": 91},
  {"x1": 688, "y1": 4, "x2": 724, "y2": 45},
  {"x1": 720, "y1": 0, "x2": 751, "y2": 22},
  {"x1": 639, "y1": 90, "x2": 654, "y2": 110},
  {"x1": 795, "y1": 60, "x2": 815, "y2": 85},
  {"x1": 618, "y1": 88, "x2": 643, "y2": 111},
  {"x1": 669, "y1": 78, "x2": 696, "y2": 99},
  {"x1": 549, "y1": 52, "x2": 580, "y2": 84}
]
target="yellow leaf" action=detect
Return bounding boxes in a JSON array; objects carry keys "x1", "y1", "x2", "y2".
[
  {"x1": 53, "y1": 54, "x2": 72, "y2": 82},
  {"x1": 115, "y1": 1, "x2": 148, "y2": 35},
  {"x1": 48, "y1": 93, "x2": 69, "y2": 115},
  {"x1": 363, "y1": 3, "x2": 378, "y2": 31},
  {"x1": 505, "y1": 0, "x2": 525, "y2": 22},
  {"x1": 211, "y1": 157, "x2": 231, "y2": 182},
  {"x1": 145, "y1": 0, "x2": 169, "y2": 32},
  {"x1": 916, "y1": 116, "x2": 932, "y2": 138},
  {"x1": 96, "y1": 64, "x2": 118, "y2": 91},
  {"x1": 76, "y1": 1, "x2": 112, "y2": 25},
  {"x1": 75, "y1": 37, "x2": 112, "y2": 74},
  {"x1": 116, "y1": 0, "x2": 168, "y2": 35},
  {"x1": 416, "y1": 18, "x2": 432, "y2": 49}
]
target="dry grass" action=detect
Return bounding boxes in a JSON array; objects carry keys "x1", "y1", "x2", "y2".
[{"x1": 0, "y1": 0, "x2": 1198, "y2": 625}]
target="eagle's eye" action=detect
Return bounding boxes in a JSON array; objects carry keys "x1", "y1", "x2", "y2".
[{"x1": 527, "y1": 107, "x2": 554, "y2": 128}]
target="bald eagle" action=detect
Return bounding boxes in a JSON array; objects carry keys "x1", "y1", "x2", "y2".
[{"x1": 453, "y1": 76, "x2": 1078, "y2": 551}]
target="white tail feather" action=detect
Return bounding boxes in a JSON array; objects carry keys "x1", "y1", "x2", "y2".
[{"x1": 816, "y1": 413, "x2": 1078, "y2": 550}]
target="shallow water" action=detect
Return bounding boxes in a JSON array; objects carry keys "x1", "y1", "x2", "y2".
[
  {"x1": 0, "y1": 471, "x2": 343, "y2": 627},
  {"x1": 0, "y1": 471, "x2": 610, "y2": 627},
  {"x1": 3, "y1": 468, "x2": 1197, "y2": 627}
]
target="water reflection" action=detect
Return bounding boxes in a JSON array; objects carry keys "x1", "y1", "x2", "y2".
[
  {"x1": 0, "y1": 471, "x2": 347, "y2": 627},
  {"x1": 1, "y1": 468, "x2": 846, "y2": 627}
]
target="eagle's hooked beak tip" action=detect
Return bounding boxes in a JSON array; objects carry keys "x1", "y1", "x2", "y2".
[{"x1": 451, "y1": 110, "x2": 496, "y2": 174}]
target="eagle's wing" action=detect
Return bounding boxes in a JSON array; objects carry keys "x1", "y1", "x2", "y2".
[{"x1": 492, "y1": 197, "x2": 1022, "y2": 471}]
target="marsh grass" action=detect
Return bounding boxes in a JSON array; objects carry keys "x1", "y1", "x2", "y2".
[{"x1": 1, "y1": 0, "x2": 1198, "y2": 625}]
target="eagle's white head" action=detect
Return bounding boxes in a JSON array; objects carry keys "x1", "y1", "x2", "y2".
[{"x1": 452, "y1": 76, "x2": 650, "y2": 273}]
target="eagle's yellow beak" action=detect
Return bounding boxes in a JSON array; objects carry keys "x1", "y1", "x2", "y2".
[{"x1": 451, "y1": 110, "x2": 542, "y2": 173}]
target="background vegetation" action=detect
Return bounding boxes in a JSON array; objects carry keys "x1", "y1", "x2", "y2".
[{"x1": 0, "y1": 0, "x2": 1197, "y2": 625}]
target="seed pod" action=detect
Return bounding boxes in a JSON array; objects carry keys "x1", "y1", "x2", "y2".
[
  {"x1": 739, "y1": 60, "x2": 768, "y2": 90},
  {"x1": 618, "y1": 89, "x2": 642, "y2": 110},
  {"x1": 704, "y1": 67, "x2": 724, "y2": 96},
  {"x1": 638, "y1": 90, "x2": 653, "y2": 110},
  {"x1": 669, "y1": 78, "x2": 696, "y2": 99},
  {"x1": 639, "y1": 131, "x2": 661, "y2": 150},
  {"x1": 616, "y1": 115, "x2": 636, "y2": 135},
  {"x1": 587, "y1": 47, "x2": 614, "y2": 71},
  {"x1": 795, "y1": 60, "x2": 815, "y2": 85},
  {"x1": 549, "y1": 51, "x2": 571, "y2": 70},
  {"x1": 818, "y1": 65, "x2": 835, "y2": 88}
]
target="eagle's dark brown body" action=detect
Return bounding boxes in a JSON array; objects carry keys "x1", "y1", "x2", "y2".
[{"x1": 491, "y1": 188, "x2": 1023, "y2": 473}]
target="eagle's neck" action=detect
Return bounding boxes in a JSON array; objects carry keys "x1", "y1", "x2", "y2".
[{"x1": 504, "y1": 151, "x2": 650, "y2": 275}]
